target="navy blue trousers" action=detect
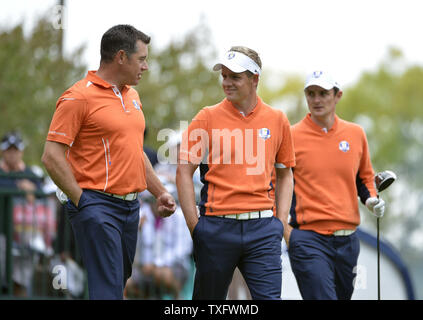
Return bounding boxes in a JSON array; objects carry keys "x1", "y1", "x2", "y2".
[
  {"x1": 65, "y1": 190, "x2": 140, "y2": 300},
  {"x1": 288, "y1": 229, "x2": 360, "y2": 300},
  {"x1": 192, "y1": 215, "x2": 283, "y2": 300}
]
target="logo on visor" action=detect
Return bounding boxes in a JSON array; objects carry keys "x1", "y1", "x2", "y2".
[
  {"x1": 259, "y1": 128, "x2": 271, "y2": 140},
  {"x1": 313, "y1": 71, "x2": 323, "y2": 78},
  {"x1": 339, "y1": 140, "x2": 350, "y2": 152},
  {"x1": 227, "y1": 52, "x2": 236, "y2": 60}
]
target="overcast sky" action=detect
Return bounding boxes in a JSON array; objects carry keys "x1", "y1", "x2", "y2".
[{"x1": 1, "y1": 0, "x2": 423, "y2": 88}]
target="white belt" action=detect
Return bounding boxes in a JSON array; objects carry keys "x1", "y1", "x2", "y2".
[
  {"x1": 332, "y1": 229, "x2": 356, "y2": 236},
  {"x1": 217, "y1": 210, "x2": 274, "y2": 220},
  {"x1": 93, "y1": 190, "x2": 138, "y2": 201}
]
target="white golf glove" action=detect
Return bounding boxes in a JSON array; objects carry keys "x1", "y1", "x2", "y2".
[
  {"x1": 365, "y1": 197, "x2": 385, "y2": 218},
  {"x1": 56, "y1": 188, "x2": 69, "y2": 204}
]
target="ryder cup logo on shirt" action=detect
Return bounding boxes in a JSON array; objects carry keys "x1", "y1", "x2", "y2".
[
  {"x1": 259, "y1": 128, "x2": 271, "y2": 140},
  {"x1": 339, "y1": 140, "x2": 350, "y2": 152},
  {"x1": 132, "y1": 100, "x2": 141, "y2": 110}
]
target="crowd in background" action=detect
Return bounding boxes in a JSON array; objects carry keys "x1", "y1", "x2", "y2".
[{"x1": 0, "y1": 129, "x2": 196, "y2": 299}]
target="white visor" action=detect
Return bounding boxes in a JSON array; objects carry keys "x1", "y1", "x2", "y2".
[
  {"x1": 304, "y1": 71, "x2": 340, "y2": 90},
  {"x1": 213, "y1": 51, "x2": 261, "y2": 75}
]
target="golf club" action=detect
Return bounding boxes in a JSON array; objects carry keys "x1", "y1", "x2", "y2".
[{"x1": 374, "y1": 170, "x2": 397, "y2": 300}]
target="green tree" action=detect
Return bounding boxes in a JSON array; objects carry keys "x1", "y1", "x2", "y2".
[
  {"x1": 137, "y1": 22, "x2": 223, "y2": 150},
  {"x1": 258, "y1": 72, "x2": 306, "y2": 123},
  {"x1": 339, "y1": 48, "x2": 423, "y2": 172},
  {"x1": 0, "y1": 12, "x2": 86, "y2": 166},
  {"x1": 338, "y1": 48, "x2": 423, "y2": 252}
]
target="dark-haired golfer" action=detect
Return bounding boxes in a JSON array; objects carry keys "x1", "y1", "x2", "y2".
[{"x1": 42, "y1": 25, "x2": 176, "y2": 299}]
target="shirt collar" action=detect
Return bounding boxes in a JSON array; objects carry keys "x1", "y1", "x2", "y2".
[
  {"x1": 223, "y1": 96, "x2": 263, "y2": 117},
  {"x1": 305, "y1": 113, "x2": 339, "y2": 133},
  {"x1": 86, "y1": 71, "x2": 131, "y2": 92}
]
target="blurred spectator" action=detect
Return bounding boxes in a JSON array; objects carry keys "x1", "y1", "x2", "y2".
[
  {"x1": 125, "y1": 177, "x2": 192, "y2": 299},
  {"x1": 0, "y1": 131, "x2": 55, "y2": 297},
  {"x1": 144, "y1": 127, "x2": 158, "y2": 168},
  {"x1": 47, "y1": 173, "x2": 85, "y2": 299},
  {"x1": 0, "y1": 131, "x2": 41, "y2": 201},
  {"x1": 155, "y1": 130, "x2": 202, "y2": 202}
]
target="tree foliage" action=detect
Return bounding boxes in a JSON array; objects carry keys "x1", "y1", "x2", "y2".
[
  {"x1": 258, "y1": 73, "x2": 306, "y2": 124},
  {"x1": 136, "y1": 22, "x2": 223, "y2": 149},
  {"x1": 338, "y1": 48, "x2": 423, "y2": 177},
  {"x1": 337, "y1": 48, "x2": 423, "y2": 252},
  {"x1": 0, "y1": 14, "x2": 86, "y2": 165}
]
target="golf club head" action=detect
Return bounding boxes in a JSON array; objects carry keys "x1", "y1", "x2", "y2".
[{"x1": 375, "y1": 170, "x2": 397, "y2": 193}]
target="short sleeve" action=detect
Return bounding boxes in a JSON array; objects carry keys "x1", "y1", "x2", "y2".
[
  {"x1": 46, "y1": 91, "x2": 87, "y2": 146},
  {"x1": 275, "y1": 112, "x2": 296, "y2": 169},
  {"x1": 179, "y1": 108, "x2": 209, "y2": 165}
]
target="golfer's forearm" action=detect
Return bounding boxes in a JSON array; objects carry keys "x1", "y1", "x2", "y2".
[
  {"x1": 41, "y1": 141, "x2": 82, "y2": 204},
  {"x1": 144, "y1": 152, "x2": 167, "y2": 198},
  {"x1": 275, "y1": 168, "x2": 294, "y2": 225},
  {"x1": 176, "y1": 165, "x2": 198, "y2": 233}
]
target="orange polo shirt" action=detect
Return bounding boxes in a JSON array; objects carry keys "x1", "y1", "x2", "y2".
[
  {"x1": 46, "y1": 71, "x2": 147, "y2": 194},
  {"x1": 180, "y1": 97, "x2": 295, "y2": 215},
  {"x1": 290, "y1": 114, "x2": 377, "y2": 235}
]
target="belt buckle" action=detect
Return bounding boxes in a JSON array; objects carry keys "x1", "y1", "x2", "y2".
[
  {"x1": 262, "y1": 210, "x2": 273, "y2": 218},
  {"x1": 333, "y1": 229, "x2": 355, "y2": 236},
  {"x1": 127, "y1": 193, "x2": 137, "y2": 201},
  {"x1": 118, "y1": 192, "x2": 137, "y2": 201}
]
